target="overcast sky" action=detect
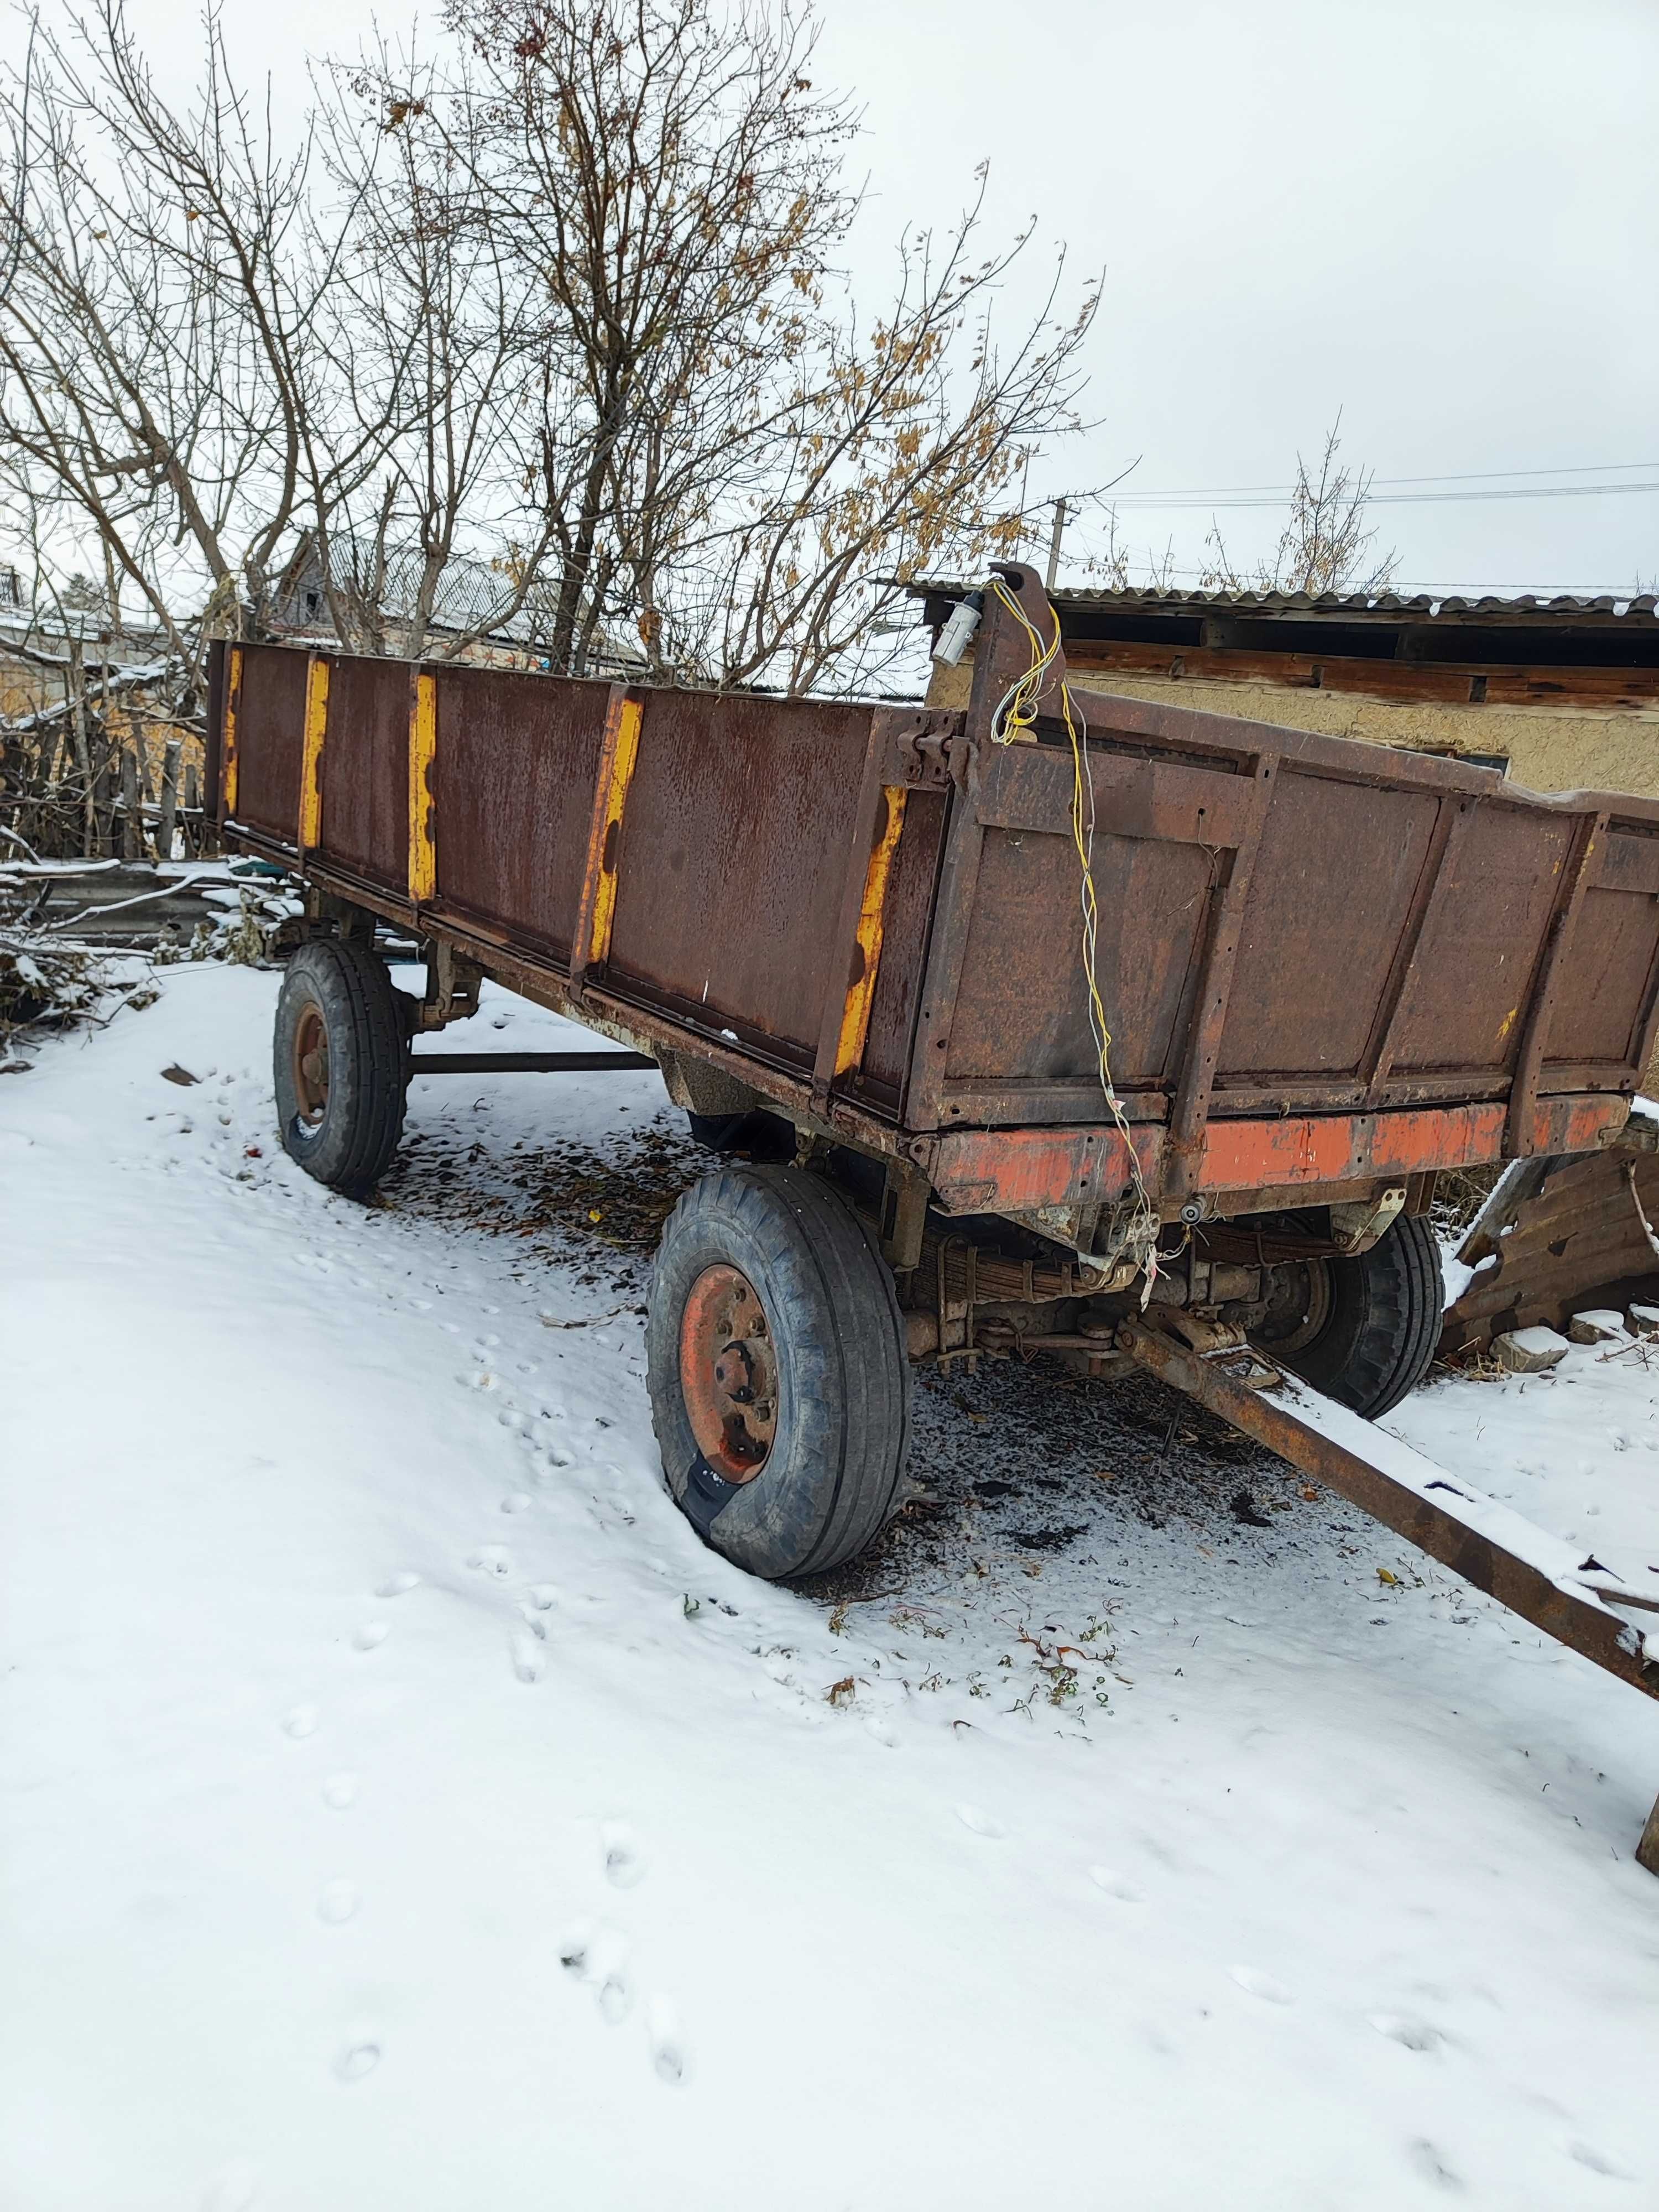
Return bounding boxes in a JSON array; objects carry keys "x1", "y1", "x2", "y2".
[{"x1": 22, "y1": 0, "x2": 1659, "y2": 597}]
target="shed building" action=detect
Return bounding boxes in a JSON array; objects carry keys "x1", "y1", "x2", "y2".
[{"x1": 911, "y1": 584, "x2": 1659, "y2": 799}]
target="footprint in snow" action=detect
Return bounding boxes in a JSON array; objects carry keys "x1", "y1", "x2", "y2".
[
  {"x1": 1369, "y1": 2012, "x2": 1444, "y2": 2052},
  {"x1": 199, "y1": 2158, "x2": 261, "y2": 2212},
  {"x1": 317, "y1": 1879, "x2": 360, "y2": 1924},
  {"x1": 1567, "y1": 2141, "x2": 1631, "y2": 2180},
  {"x1": 1089, "y1": 1867, "x2": 1145, "y2": 1902},
  {"x1": 525, "y1": 1583, "x2": 559, "y2": 1610},
  {"x1": 333, "y1": 2037, "x2": 381, "y2": 2085},
  {"x1": 646, "y1": 1996, "x2": 687, "y2": 2086},
  {"x1": 1406, "y1": 2139, "x2": 1462, "y2": 2192},
  {"x1": 510, "y1": 1631, "x2": 546, "y2": 1683},
  {"x1": 500, "y1": 1491, "x2": 534, "y2": 1515},
  {"x1": 602, "y1": 1821, "x2": 645, "y2": 1887},
  {"x1": 375, "y1": 1572, "x2": 420, "y2": 1599},
  {"x1": 466, "y1": 1545, "x2": 513, "y2": 1579},
  {"x1": 954, "y1": 1804, "x2": 1005, "y2": 1839},
  {"x1": 561, "y1": 1924, "x2": 633, "y2": 2021},
  {"x1": 351, "y1": 1621, "x2": 389, "y2": 1651},
  {"x1": 322, "y1": 1772, "x2": 359, "y2": 1810},
  {"x1": 1229, "y1": 1965, "x2": 1293, "y2": 2005},
  {"x1": 282, "y1": 1703, "x2": 320, "y2": 1740}
]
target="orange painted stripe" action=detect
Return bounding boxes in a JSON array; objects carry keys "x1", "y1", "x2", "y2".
[
  {"x1": 408, "y1": 672, "x2": 437, "y2": 902},
  {"x1": 222, "y1": 646, "x2": 243, "y2": 817},
  {"x1": 300, "y1": 655, "x2": 329, "y2": 849},
  {"x1": 834, "y1": 787, "x2": 907, "y2": 1078},
  {"x1": 588, "y1": 692, "x2": 643, "y2": 967},
  {"x1": 929, "y1": 1097, "x2": 1629, "y2": 1217}
]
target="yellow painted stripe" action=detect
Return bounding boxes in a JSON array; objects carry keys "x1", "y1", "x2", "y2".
[
  {"x1": 408, "y1": 671, "x2": 437, "y2": 902},
  {"x1": 222, "y1": 646, "x2": 243, "y2": 817},
  {"x1": 588, "y1": 693, "x2": 643, "y2": 967},
  {"x1": 299, "y1": 654, "x2": 329, "y2": 849},
  {"x1": 834, "y1": 786, "x2": 907, "y2": 1076}
]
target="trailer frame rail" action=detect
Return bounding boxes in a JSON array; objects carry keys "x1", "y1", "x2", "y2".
[{"x1": 1115, "y1": 1317, "x2": 1659, "y2": 1867}]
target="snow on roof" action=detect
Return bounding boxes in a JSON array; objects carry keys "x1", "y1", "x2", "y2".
[{"x1": 904, "y1": 580, "x2": 1659, "y2": 627}]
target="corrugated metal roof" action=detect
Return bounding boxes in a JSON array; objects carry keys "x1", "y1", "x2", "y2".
[
  {"x1": 903, "y1": 581, "x2": 1659, "y2": 625},
  {"x1": 279, "y1": 533, "x2": 548, "y2": 644}
]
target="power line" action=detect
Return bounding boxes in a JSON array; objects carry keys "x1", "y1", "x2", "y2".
[
  {"x1": 1053, "y1": 542, "x2": 1655, "y2": 596},
  {"x1": 1108, "y1": 479, "x2": 1659, "y2": 512},
  {"x1": 1374, "y1": 459, "x2": 1659, "y2": 487},
  {"x1": 1104, "y1": 457, "x2": 1659, "y2": 500}
]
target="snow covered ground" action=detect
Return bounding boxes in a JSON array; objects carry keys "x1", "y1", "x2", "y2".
[{"x1": 4, "y1": 965, "x2": 1659, "y2": 2212}]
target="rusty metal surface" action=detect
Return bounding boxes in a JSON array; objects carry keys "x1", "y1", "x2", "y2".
[
  {"x1": 216, "y1": 620, "x2": 1659, "y2": 1215},
  {"x1": 408, "y1": 1050, "x2": 655, "y2": 1074},
  {"x1": 205, "y1": 640, "x2": 226, "y2": 828},
  {"x1": 228, "y1": 644, "x2": 307, "y2": 844},
  {"x1": 432, "y1": 664, "x2": 611, "y2": 964},
  {"x1": 915, "y1": 567, "x2": 1659, "y2": 1152},
  {"x1": 604, "y1": 687, "x2": 873, "y2": 1070},
  {"x1": 679, "y1": 1262, "x2": 776, "y2": 1479},
  {"x1": 1117, "y1": 1318, "x2": 1659, "y2": 1705},
  {"x1": 1219, "y1": 769, "x2": 1439, "y2": 1078},
  {"x1": 921, "y1": 1095, "x2": 1629, "y2": 1218},
  {"x1": 859, "y1": 785, "x2": 946, "y2": 1105},
  {"x1": 811, "y1": 716, "x2": 899, "y2": 1116},
  {"x1": 313, "y1": 651, "x2": 409, "y2": 891},
  {"x1": 1439, "y1": 1118, "x2": 1659, "y2": 1354},
  {"x1": 570, "y1": 685, "x2": 644, "y2": 1001}
]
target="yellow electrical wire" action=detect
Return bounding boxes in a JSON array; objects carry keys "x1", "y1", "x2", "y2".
[{"x1": 988, "y1": 579, "x2": 1159, "y2": 1293}]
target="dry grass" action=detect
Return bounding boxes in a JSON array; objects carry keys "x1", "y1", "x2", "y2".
[{"x1": 1432, "y1": 1163, "x2": 1504, "y2": 1240}]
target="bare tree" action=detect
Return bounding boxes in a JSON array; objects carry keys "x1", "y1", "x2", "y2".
[
  {"x1": 0, "y1": 2, "x2": 399, "y2": 664},
  {"x1": 308, "y1": 36, "x2": 571, "y2": 661},
  {"x1": 3, "y1": 0, "x2": 1103, "y2": 712},
  {"x1": 414, "y1": 0, "x2": 1099, "y2": 690},
  {"x1": 1201, "y1": 417, "x2": 1397, "y2": 596}
]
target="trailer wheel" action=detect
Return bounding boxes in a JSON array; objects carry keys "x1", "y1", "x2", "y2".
[
  {"x1": 646, "y1": 1165, "x2": 910, "y2": 1579},
  {"x1": 273, "y1": 938, "x2": 410, "y2": 1197},
  {"x1": 1258, "y1": 1212, "x2": 1443, "y2": 1417}
]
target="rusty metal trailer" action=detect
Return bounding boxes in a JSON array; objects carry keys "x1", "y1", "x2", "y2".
[{"x1": 209, "y1": 561, "x2": 1659, "y2": 1859}]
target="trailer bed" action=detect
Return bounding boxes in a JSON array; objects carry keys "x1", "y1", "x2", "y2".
[{"x1": 210, "y1": 568, "x2": 1659, "y2": 1224}]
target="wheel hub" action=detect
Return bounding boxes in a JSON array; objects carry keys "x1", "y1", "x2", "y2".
[
  {"x1": 1260, "y1": 1255, "x2": 1333, "y2": 1353},
  {"x1": 679, "y1": 1264, "x2": 777, "y2": 1481},
  {"x1": 291, "y1": 1002, "x2": 330, "y2": 1127}
]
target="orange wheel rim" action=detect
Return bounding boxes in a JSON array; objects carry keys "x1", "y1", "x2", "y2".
[
  {"x1": 291, "y1": 1001, "x2": 330, "y2": 1126},
  {"x1": 679, "y1": 1264, "x2": 778, "y2": 1481}
]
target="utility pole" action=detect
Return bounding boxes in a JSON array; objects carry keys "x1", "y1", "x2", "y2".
[{"x1": 1045, "y1": 497, "x2": 1068, "y2": 592}]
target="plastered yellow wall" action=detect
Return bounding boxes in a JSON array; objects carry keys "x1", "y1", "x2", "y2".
[{"x1": 924, "y1": 657, "x2": 1659, "y2": 801}]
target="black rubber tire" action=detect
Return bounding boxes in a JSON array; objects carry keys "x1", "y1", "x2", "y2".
[
  {"x1": 1271, "y1": 1212, "x2": 1443, "y2": 1418},
  {"x1": 273, "y1": 938, "x2": 410, "y2": 1197},
  {"x1": 646, "y1": 1165, "x2": 911, "y2": 1579}
]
